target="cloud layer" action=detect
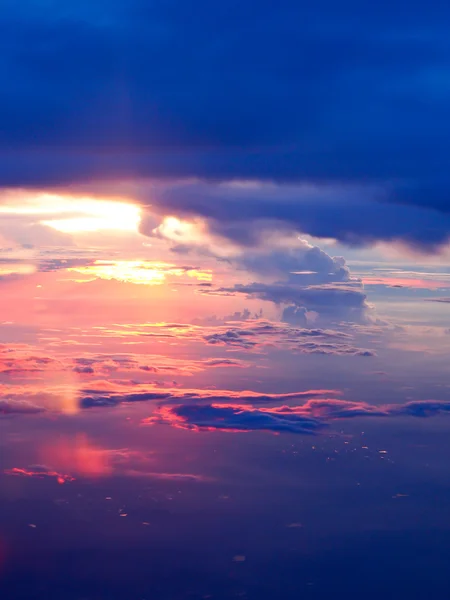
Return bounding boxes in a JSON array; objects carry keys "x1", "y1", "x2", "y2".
[
  {"x1": 1, "y1": 2, "x2": 450, "y2": 248},
  {"x1": 80, "y1": 387, "x2": 337, "y2": 409},
  {"x1": 202, "y1": 320, "x2": 375, "y2": 355},
  {"x1": 145, "y1": 398, "x2": 450, "y2": 435}
]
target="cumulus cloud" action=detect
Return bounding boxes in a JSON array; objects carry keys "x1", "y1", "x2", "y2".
[
  {"x1": 235, "y1": 240, "x2": 351, "y2": 282},
  {"x1": 282, "y1": 305, "x2": 307, "y2": 326},
  {"x1": 162, "y1": 229, "x2": 373, "y2": 324},
  {"x1": 213, "y1": 282, "x2": 371, "y2": 324},
  {"x1": 147, "y1": 214, "x2": 352, "y2": 283}
]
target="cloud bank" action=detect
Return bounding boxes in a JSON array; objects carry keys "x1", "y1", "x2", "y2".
[
  {"x1": 80, "y1": 387, "x2": 337, "y2": 409},
  {"x1": 145, "y1": 399, "x2": 450, "y2": 435},
  {"x1": 1, "y1": 2, "x2": 450, "y2": 248}
]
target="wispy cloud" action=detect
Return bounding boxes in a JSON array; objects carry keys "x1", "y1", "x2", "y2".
[
  {"x1": 80, "y1": 387, "x2": 339, "y2": 409},
  {"x1": 0, "y1": 399, "x2": 45, "y2": 415}
]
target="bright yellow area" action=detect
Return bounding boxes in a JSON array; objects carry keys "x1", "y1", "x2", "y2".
[
  {"x1": 43, "y1": 200, "x2": 141, "y2": 234},
  {"x1": 0, "y1": 192, "x2": 141, "y2": 234},
  {"x1": 0, "y1": 263, "x2": 36, "y2": 276},
  {"x1": 156, "y1": 216, "x2": 197, "y2": 240},
  {"x1": 69, "y1": 260, "x2": 212, "y2": 286}
]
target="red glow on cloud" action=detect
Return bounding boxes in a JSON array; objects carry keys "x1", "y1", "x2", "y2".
[{"x1": 4, "y1": 467, "x2": 75, "y2": 484}]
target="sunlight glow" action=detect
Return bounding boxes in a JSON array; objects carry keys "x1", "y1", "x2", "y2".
[
  {"x1": 42, "y1": 435, "x2": 112, "y2": 478},
  {"x1": 42, "y1": 201, "x2": 141, "y2": 233},
  {"x1": 0, "y1": 192, "x2": 142, "y2": 234},
  {"x1": 0, "y1": 263, "x2": 36, "y2": 277},
  {"x1": 155, "y1": 216, "x2": 198, "y2": 241},
  {"x1": 69, "y1": 260, "x2": 212, "y2": 285}
]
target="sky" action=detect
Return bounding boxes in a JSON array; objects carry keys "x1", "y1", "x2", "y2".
[{"x1": 2, "y1": 1, "x2": 450, "y2": 599}]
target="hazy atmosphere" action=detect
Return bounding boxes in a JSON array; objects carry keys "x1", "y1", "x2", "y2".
[{"x1": 1, "y1": 2, "x2": 450, "y2": 598}]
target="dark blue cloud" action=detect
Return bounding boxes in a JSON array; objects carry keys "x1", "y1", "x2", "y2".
[
  {"x1": 149, "y1": 399, "x2": 450, "y2": 435},
  {"x1": 2, "y1": 0, "x2": 450, "y2": 245},
  {"x1": 151, "y1": 403, "x2": 326, "y2": 435},
  {"x1": 0, "y1": 1, "x2": 449, "y2": 167},
  {"x1": 143, "y1": 182, "x2": 450, "y2": 250}
]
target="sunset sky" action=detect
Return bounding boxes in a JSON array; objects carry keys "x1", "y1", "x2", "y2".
[{"x1": 2, "y1": 2, "x2": 450, "y2": 599}]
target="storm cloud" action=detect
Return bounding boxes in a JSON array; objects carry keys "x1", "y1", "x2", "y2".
[{"x1": 1, "y1": 1, "x2": 450, "y2": 247}]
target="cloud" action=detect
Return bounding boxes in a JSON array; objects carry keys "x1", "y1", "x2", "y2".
[
  {"x1": 167, "y1": 234, "x2": 374, "y2": 325},
  {"x1": 203, "y1": 330, "x2": 257, "y2": 349},
  {"x1": 235, "y1": 240, "x2": 351, "y2": 281},
  {"x1": 202, "y1": 320, "x2": 376, "y2": 355},
  {"x1": 0, "y1": 347, "x2": 64, "y2": 377},
  {"x1": 0, "y1": 348, "x2": 247, "y2": 379},
  {"x1": 3, "y1": 435, "x2": 210, "y2": 483},
  {"x1": 0, "y1": 3, "x2": 449, "y2": 248},
  {"x1": 201, "y1": 358, "x2": 248, "y2": 368},
  {"x1": 388, "y1": 400, "x2": 450, "y2": 418},
  {"x1": 145, "y1": 403, "x2": 326, "y2": 435},
  {"x1": 5, "y1": 462, "x2": 207, "y2": 484},
  {"x1": 0, "y1": 399, "x2": 45, "y2": 415},
  {"x1": 145, "y1": 399, "x2": 450, "y2": 435},
  {"x1": 300, "y1": 399, "x2": 450, "y2": 420},
  {"x1": 5, "y1": 374, "x2": 450, "y2": 437},
  {"x1": 4, "y1": 466, "x2": 75, "y2": 484},
  {"x1": 282, "y1": 305, "x2": 307, "y2": 326},
  {"x1": 96, "y1": 316, "x2": 375, "y2": 355},
  {"x1": 214, "y1": 282, "x2": 371, "y2": 324},
  {"x1": 425, "y1": 297, "x2": 450, "y2": 303},
  {"x1": 143, "y1": 182, "x2": 450, "y2": 251},
  {"x1": 80, "y1": 386, "x2": 339, "y2": 409},
  {"x1": 73, "y1": 365, "x2": 95, "y2": 374},
  {"x1": 38, "y1": 258, "x2": 96, "y2": 272},
  {"x1": 192, "y1": 307, "x2": 259, "y2": 326},
  {"x1": 0, "y1": 214, "x2": 74, "y2": 248},
  {"x1": 295, "y1": 399, "x2": 388, "y2": 419},
  {"x1": 146, "y1": 216, "x2": 353, "y2": 284}
]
